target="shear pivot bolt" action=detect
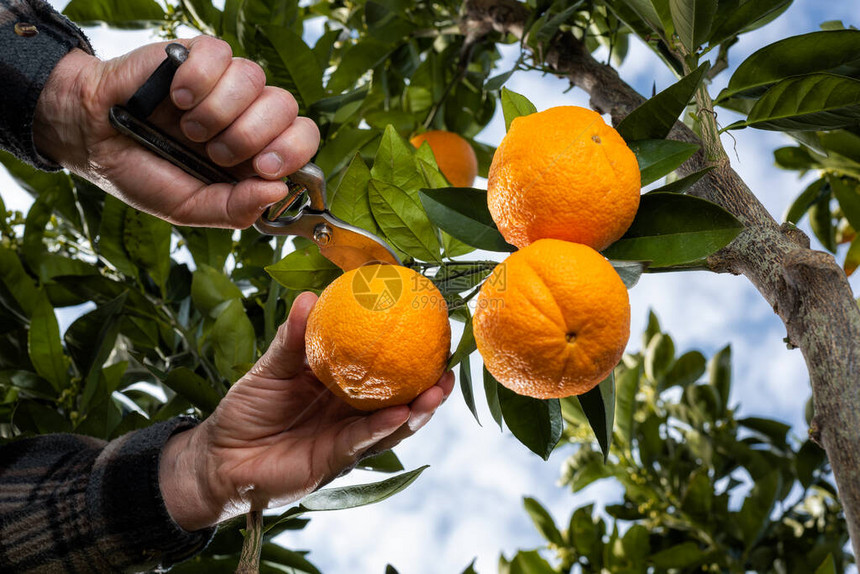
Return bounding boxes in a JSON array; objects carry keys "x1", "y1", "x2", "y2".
[{"x1": 314, "y1": 223, "x2": 333, "y2": 246}]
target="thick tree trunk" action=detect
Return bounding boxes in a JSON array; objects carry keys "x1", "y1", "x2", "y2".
[{"x1": 462, "y1": 0, "x2": 860, "y2": 558}]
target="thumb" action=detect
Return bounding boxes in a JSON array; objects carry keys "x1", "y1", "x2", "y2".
[{"x1": 250, "y1": 292, "x2": 318, "y2": 380}]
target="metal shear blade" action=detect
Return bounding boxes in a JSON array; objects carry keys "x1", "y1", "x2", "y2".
[{"x1": 253, "y1": 164, "x2": 401, "y2": 270}]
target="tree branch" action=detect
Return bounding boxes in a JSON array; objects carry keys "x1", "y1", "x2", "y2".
[{"x1": 462, "y1": 0, "x2": 860, "y2": 558}]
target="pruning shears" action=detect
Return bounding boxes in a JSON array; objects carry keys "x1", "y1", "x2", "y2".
[{"x1": 108, "y1": 43, "x2": 400, "y2": 271}]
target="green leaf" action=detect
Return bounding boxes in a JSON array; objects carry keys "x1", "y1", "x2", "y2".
[
  {"x1": 191, "y1": 264, "x2": 243, "y2": 316},
  {"x1": 63, "y1": 0, "x2": 165, "y2": 27},
  {"x1": 327, "y1": 39, "x2": 398, "y2": 95},
  {"x1": 371, "y1": 126, "x2": 424, "y2": 193},
  {"x1": 645, "y1": 332, "x2": 675, "y2": 383},
  {"x1": 97, "y1": 196, "x2": 138, "y2": 277},
  {"x1": 664, "y1": 350, "x2": 706, "y2": 389},
  {"x1": 785, "y1": 178, "x2": 827, "y2": 224},
  {"x1": 355, "y1": 450, "x2": 405, "y2": 473},
  {"x1": 523, "y1": 497, "x2": 564, "y2": 546},
  {"x1": 617, "y1": 63, "x2": 709, "y2": 141},
  {"x1": 681, "y1": 469, "x2": 712, "y2": 518},
  {"x1": 739, "y1": 417, "x2": 791, "y2": 446},
  {"x1": 820, "y1": 129, "x2": 860, "y2": 164},
  {"x1": 795, "y1": 441, "x2": 825, "y2": 489},
  {"x1": 742, "y1": 74, "x2": 860, "y2": 131},
  {"x1": 719, "y1": 30, "x2": 860, "y2": 101},
  {"x1": 265, "y1": 245, "x2": 341, "y2": 291},
  {"x1": 501, "y1": 88, "x2": 537, "y2": 131},
  {"x1": 177, "y1": 227, "x2": 233, "y2": 271},
  {"x1": 448, "y1": 316, "x2": 477, "y2": 369},
  {"x1": 810, "y1": 194, "x2": 837, "y2": 252},
  {"x1": 649, "y1": 542, "x2": 706, "y2": 568},
  {"x1": 212, "y1": 299, "x2": 256, "y2": 382},
  {"x1": 774, "y1": 146, "x2": 820, "y2": 171},
  {"x1": 708, "y1": 345, "x2": 732, "y2": 413},
  {"x1": 259, "y1": 25, "x2": 324, "y2": 107},
  {"x1": 577, "y1": 373, "x2": 615, "y2": 461},
  {"x1": 329, "y1": 154, "x2": 379, "y2": 235},
  {"x1": 669, "y1": 0, "x2": 717, "y2": 52},
  {"x1": 622, "y1": 523, "x2": 651, "y2": 561},
  {"x1": 162, "y1": 367, "x2": 224, "y2": 415},
  {"x1": 736, "y1": 471, "x2": 781, "y2": 546},
  {"x1": 830, "y1": 176, "x2": 860, "y2": 230},
  {"x1": 814, "y1": 554, "x2": 837, "y2": 574},
  {"x1": 64, "y1": 293, "x2": 127, "y2": 410},
  {"x1": 611, "y1": 260, "x2": 646, "y2": 289},
  {"x1": 315, "y1": 127, "x2": 380, "y2": 177},
  {"x1": 504, "y1": 550, "x2": 556, "y2": 574},
  {"x1": 27, "y1": 296, "x2": 69, "y2": 393},
  {"x1": 123, "y1": 208, "x2": 172, "y2": 291},
  {"x1": 613, "y1": 0, "x2": 666, "y2": 40},
  {"x1": 845, "y1": 235, "x2": 860, "y2": 276},
  {"x1": 459, "y1": 354, "x2": 480, "y2": 425},
  {"x1": 708, "y1": 0, "x2": 791, "y2": 47},
  {"x1": 419, "y1": 188, "x2": 515, "y2": 252},
  {"x1": 368, "y1": 179, "x2": 441, "y2": 262},
  {"x1": 483, "y1": 366, "x2": 503, "y2": 430},
  {"x1": 0, "y1": 247, "x2": 38, "y2": 318},
  {"x1": 628, "y1": 139, "x2": 700, "y2": 185},
  {"x1": 301, "y1": 465, "x2": 427, "y2": 511},
  {"x1": 603, "y1": 193, "x2": 744, "y2": 267},
  {"x1": 568, "y1": 505, "x2": 602, "y2": 558},
  {"x1": 498, "y1": 386, "x2": 562, "y2": 460},
  {"x1": 614, "y1": 366, "x2": 639, "y2": 448}
]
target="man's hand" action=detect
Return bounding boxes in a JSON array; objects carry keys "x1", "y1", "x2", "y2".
[
  {"x1": 158, "y1": 292, "x2": 455, "y2": 531},
  {"x1": 33, "y1": 36, "x2": 319, "y2": 228}
]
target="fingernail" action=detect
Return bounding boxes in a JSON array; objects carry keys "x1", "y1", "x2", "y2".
[
  {"x1": 173, "y1": 88, "x2": 194, "y2": 108},
  {"x1": 256, "y1": 151, "x2": 283, "y2": 177},
  {"x1": 183, "y1": 120, "x2": 207, "y2": 141},
  {"x1": 209, "y1": 142, "x2": 233, "y2": 165},
  {"x1": 407, "y1": 412, "x2": 432, "y2": 432}
]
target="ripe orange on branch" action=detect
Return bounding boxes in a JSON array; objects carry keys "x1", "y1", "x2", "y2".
[
  {"x1": 473, "y1": 239, "x2": 630, "y2": 399},
  {"x1": 410, "y1": 130, "x2": 479, "y2": 188},
  {"x1": 305, "y1": 264, "x2": 451, "y2": 411},
  {"x1": 487, "y1": 106, "x2": 641, "y2": 251}
]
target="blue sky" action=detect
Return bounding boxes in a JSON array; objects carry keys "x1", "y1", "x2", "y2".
[{"x1": 4, "y1": 1, "x2": 859, "y2": 572}]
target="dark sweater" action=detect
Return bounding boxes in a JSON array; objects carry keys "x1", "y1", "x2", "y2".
[
  {"x1": 0, "y1": 0, "x2": 91, "y2": 169},
  {"x1": 1, "y1": 1, "x2": 215, "y2": 571},
  {"x1": 0, "y1": 419, "x2": 214, "y2": 573}
]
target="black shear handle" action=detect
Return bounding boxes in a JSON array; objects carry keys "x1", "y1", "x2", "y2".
[{"x1": 109, "y1": 43, "x2": 236, "y2": 186}]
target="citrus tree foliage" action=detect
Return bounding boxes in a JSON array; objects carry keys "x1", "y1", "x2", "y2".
[
  {"x1": 0, "y1": 0, "x2": 857, "y2": 571},
  {"x1": 502, "y1": 314, "x2": 851, "y2": 573}
]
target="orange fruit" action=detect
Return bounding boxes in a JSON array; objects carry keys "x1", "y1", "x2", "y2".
[
  {"x1": 410, "y1": 130, "x2": 479, "y2": 188},
  {"x1": 305, "y1": 264, "x2": 451, "y2": 410},
  {"x1": 473, "y1": 239, "x2": 630, "y2": 398},
  {"x1": 487, "y1": 106, "x2": 641, "y2": 251}
]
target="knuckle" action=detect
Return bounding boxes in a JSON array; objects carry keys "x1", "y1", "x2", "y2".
[
  {"x1": 265, "y1": 87, "x2": 298, "y2": 119},
  {"x1": 233, "y1": 58, "x2": 266, "y2": 93},
  {"x1": 196, "y1": 35, "x2": 233, "y2": 61}
]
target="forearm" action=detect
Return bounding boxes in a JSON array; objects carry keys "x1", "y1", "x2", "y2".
[
  {"x1": 0, "y1": 0, "x2": 93, "y2": 169},
  {"x1": 0, "y1": 418, "x2": 214, "y2": 573}
]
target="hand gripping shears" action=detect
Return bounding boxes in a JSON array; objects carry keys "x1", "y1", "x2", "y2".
[{"x1": 108, "y1": 43, "x2": 400, "y2": 271}]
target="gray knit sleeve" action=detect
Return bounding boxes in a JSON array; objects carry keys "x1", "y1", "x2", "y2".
[
  {"x1": 0, "y1": 0, "x2": 93, "y2": 170},
  {"x1": 0, "y1": 417, "x2": 215, "y2": 573}
]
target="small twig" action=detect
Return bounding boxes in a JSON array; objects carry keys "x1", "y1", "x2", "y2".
[{"x1": 235, "y1": 510, "x2": 264, "y2": 574}]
